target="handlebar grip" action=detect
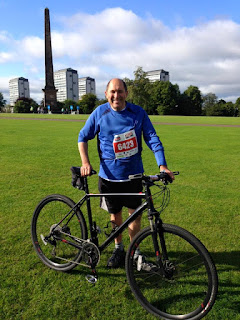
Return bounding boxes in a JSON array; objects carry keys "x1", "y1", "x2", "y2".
[
  {"x1": 128, "y1": 173, "x2": 143, "y2": 180},
  {"x1": 129, "y1": 171, "x2": 179, "y2": 183}
]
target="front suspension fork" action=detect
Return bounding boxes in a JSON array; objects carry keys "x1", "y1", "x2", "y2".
[{"x1": 150, "y1": 217, "x2": 169, "y2": 275}]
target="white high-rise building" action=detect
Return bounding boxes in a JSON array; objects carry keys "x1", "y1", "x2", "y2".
[
  {"x1": 146, "y1": 69, "x2": 169, "y2": 82},
  {"x1": 79, "y1": 77, "x2": 95, "y2": 99},
  {"x1": 54, "y1": 68, "x2": 79, "y2": 102},
  {"x1": 9, "y1": 77, "x2": 30, "y2": 106}
]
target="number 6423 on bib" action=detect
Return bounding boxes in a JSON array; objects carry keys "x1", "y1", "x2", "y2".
[{"x1": 113, "y1": 129, "x2": 138, "y2": 159}]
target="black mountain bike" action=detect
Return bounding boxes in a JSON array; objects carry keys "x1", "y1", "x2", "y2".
[{"x1": 31, "y1": 167, "x2": 218, "y2": 320}]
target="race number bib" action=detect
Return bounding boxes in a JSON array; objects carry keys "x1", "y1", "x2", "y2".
[{"x1": 113, "y1": 129, "x2": 138, "y2": 159}]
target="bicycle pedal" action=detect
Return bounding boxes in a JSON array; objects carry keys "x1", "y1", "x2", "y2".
[{"x1": 85, "y1": 274, "x2": 98, "y2": 284}]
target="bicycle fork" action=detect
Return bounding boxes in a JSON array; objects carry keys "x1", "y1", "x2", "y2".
[{"x1": 150, "y1": 218, "x2": 174, "y2": 279}]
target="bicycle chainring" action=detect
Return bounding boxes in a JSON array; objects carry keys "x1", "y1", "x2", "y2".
[{"x1": 82, "y1": 242, "x2": 100, "y2": 267}]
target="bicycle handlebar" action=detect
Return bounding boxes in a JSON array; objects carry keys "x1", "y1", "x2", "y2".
[
  {"x1": 71, "y1": 166, "x2": 179, "y2": 189},
  {"x1": 128, "y1": 171, "x2": 180, "y2": 185}
]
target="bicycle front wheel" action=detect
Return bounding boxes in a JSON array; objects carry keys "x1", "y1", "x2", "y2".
[
  {"x1": 126, "y1": 224, "x2": 218, "y2": 320},
  {"x1": 31, "y1": 194, "x2": 88, "y2": 272}
]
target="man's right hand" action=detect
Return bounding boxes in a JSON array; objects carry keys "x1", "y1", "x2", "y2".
[{"x1": 80, "y1": 163, "x2": 93, "y2": 177}]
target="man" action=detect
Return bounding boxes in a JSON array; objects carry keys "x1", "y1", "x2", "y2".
[{"x1": 78, "y1": 78, "x2": 174, "y2": 268}]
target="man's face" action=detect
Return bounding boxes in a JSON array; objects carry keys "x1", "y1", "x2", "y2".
[{"x1": 105, "y1": 79, "x2": 128, "y2": 111}]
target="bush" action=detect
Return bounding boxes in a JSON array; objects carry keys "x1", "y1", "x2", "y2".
[
  {"x1": 206, "y1": 101, "x2": 235, "y2": 117},
  {"x1": 14, "y1": 98, "x2": 39, "y2": 113}
]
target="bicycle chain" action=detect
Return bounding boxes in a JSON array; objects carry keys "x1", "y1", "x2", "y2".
[{"x1": 53, "y1": 230, "x2": 100, "y2": 267}]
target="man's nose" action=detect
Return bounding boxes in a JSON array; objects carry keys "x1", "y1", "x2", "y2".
[{"x1": 114, "y1": 91, "x2": 120, "y2": 98}]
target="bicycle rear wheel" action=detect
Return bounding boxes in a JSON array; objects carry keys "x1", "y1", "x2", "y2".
[
  {"x1": 126, "y1": 224, "x2": 218, "y2": 320},
  {"x1": 31, "y1": 194, "x2": 87, "y2": 271}
]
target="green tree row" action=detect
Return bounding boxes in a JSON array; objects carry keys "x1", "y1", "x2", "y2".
[
  {"x1": 123, "y1": 67, "x2": 239, "y2": 117},
  {"x1": 0, "y1": 94, "x2": 105, "y2": 115},
  {"x1": 1, "y1": 67, "x2": 239, "y2": 116},
  {"x1": 55, "y1": 94, "x2": 107, "y2": 114}
]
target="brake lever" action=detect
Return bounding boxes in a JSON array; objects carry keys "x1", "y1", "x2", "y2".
[{"x1": 159, "y1": 172, "x2": 172, "y2": 185}]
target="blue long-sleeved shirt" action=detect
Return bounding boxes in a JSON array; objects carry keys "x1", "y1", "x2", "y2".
[{"x1": 78, "y1": 102, "x2": 167, "y2": 180}]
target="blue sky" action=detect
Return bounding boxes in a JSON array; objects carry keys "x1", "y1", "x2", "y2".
[{"x1": 1, "y1": 0, "x2": 240, "y2": 103}]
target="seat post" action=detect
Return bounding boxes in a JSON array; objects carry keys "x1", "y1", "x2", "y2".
[{"x1": 84, "y1": 177, "x2": 98, "y2": 245}]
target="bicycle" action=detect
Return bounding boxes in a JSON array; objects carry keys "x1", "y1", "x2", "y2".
[{"x1": 31, "y1": 167, "x2": 218, "y2": 320}]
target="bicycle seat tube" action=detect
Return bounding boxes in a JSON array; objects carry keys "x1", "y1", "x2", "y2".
[{"x1": 83, "y1": 176, "x2": 99, "y2": 246}]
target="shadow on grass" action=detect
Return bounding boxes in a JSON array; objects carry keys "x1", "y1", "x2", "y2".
[
  {"x1": 211, "y1": 251, "x2": 240, "y2": 269},
  {"x1": 67, "y1": 250, "x2": 240, "y2": 277},
  {"x1": 68, "y1": 250, "x2": 240, "y2": 312},
  {"x1": 29, "y1": 250, "x2": 240, "y2": 318},
  {"x1": 211, "y1": 251, "x2": 240, "y2": 314}
]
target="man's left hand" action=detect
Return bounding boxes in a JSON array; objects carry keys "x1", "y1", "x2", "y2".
[{"x1": 159, "y1": 165, "x2": 175, "y2": 181}]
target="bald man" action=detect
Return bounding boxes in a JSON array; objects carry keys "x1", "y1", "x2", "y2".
[{"x1": 78, "y1": 78, "x2": 174, "y2": 268}]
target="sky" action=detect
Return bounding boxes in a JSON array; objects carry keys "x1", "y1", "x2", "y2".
[{"x1": 1, "y1": 0, "x2": 240, "y2": 103}]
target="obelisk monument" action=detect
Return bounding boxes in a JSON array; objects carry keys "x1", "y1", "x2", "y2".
[{"x1": 42, "y1": 8, "x2": 58, "y2": 113}]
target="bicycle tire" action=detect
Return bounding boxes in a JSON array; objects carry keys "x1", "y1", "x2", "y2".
[
  {"x1": 31, "y1": 194, "x2": 88, "y2": 272},
  {"x1": 126, "y1": 224, "x2": 218, "y2": 320}
]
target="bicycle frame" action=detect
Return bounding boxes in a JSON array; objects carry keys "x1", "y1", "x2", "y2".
[{"x1": 52, "y1": 175, "x2": 163, "y2": 255}]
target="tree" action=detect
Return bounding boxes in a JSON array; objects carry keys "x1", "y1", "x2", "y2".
[
  {"x1": 235, "y1": 97, "x2": 240, "y2": 108},
  {"x1": 124, "y1": 67, "x2": 184, "y2": 115},
  {"x1": 123, "y1": 77, "x2": 134, "y2": 90},
  {"x1": 181, "y1": 86, "x2": 203, "y2": 116},
  {"x1": 0, "y1": 92, "x2": 6, "y2": 110},
  {"x1": 205, "y1": 99, "x2": 235, "y2": 116},
  {"x1": 202, "y1": 93, "x2": 218, "y2": 116},
  {"x1": 78, "y1": 94, "x2": 97, "y2": 114},
  {"x1": 151, "y1": 81, "x2": 181, "y2": 115},
  {"x1": 14, "y1": 97, "x2": 39, "y2": 113},
  {"x1": 63, "y1": 99, "x2": 77, "y2": 113},
  {"x1": 126, "y1": 67, "x2": 152, "y2": 113},
  {"x1": 95, "y1": 98, "x2": 107, "y2": 108},
  {"x1": 223, "y1": 102, "x2": 235, "y2": 116},
  {"x1": 57, "y1": 101, "x2": 65, "y2": 112},
  {"x1": 234, "y1": 97, "x2": 240, "y2": 117}
]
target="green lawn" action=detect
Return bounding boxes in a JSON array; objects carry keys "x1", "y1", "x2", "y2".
[
  {"x1": 1, "y1": 112, "x2": 240, "y2": 125},
  {"x1": 0, "y1": 115, "x2": 239, "y2": 320}
]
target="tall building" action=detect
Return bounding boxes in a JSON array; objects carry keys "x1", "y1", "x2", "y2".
[
  {"x1": 9, "y1": 77, "x2": 30, "y2": 106},
  {"x1": 146, "y1": 69, "x2": 169, "y2": 82},
  {"x1": 54, "y1": 68, "x2": 79, "y2": 102},
  {"x1": 79, "y1": 77, "x2": 95, "y2": 99}
]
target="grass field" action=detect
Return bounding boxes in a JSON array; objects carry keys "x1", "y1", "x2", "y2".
[{"x1": 0, "y1": 114, "x2": 239, "y2": 320}]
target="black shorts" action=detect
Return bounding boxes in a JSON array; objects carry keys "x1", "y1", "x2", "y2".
[{"x1": 98, "y1": 177, "x2": 143, "y2": 214}]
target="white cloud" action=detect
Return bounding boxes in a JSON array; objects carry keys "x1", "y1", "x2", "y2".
[
  {"x1": 1, "y1": 8, "x2": 240, "y2": 102},
  {"x1": 18, "y1": 36, "x2": 44, "y2": 59},
  {"x1": 0, "y1": 51, "x2": 15, "y2": 63}
]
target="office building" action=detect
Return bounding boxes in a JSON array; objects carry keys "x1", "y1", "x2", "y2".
[
  {"x1": 79, "y1": 77, "x2": 95, "y2": 99},
  {"x1": 54, "y1": 68, "x2": 79, "y2": 102},
  {"x1": 9, "y1": 77, "x2": 30, "y2": 106},
  {"x1": 146, "y1": 69, "x2": 169, "y2": 82}
]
